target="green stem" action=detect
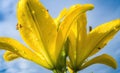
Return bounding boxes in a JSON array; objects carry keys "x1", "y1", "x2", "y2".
[
  {"x1": 52, "y1": 69, "x2": 67, "y2": 73},
  {"x1": 71, "y1": 71, "x2": 77, "y2": 73},
  {"x1": 72, "y1": 72, "x2": 77, "y2": 73}
]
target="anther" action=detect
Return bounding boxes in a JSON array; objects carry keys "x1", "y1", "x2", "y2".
[
  {"x1": 16, "y1": 23, "x2": 22, "y2": 30},
  {"x1": 16, "y1": 23, "x2": 19, "y2": 30},
  {"x1": 89, "y1": 26, "x2": 92, "y2": 32},
  {"x1": 47, "y1": 9, "x2": 49, "y2": 12},
  {"x1": 98, "y1": 47, "x2": 101, "y2": 50}
]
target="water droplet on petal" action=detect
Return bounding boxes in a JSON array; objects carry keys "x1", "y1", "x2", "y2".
[
  {"x1": 32, "y1": 10, "x2": 35, "y2": 14},
  {"x1": 39, "y1": 55, "x2": 45, "y2": 60},
  {"x1": 22, "y1": 51, "x2": 27, "y2": 57},
  {"x1": 22, "y1": 51, "x2": 26, "y2": 55},
  {"x1": 113, "y1": 27, "x2": 118, "y2": 31},
  {"x1": 28, "y1": 25, "x2": 32, "y2": 28},
  {"x1": 45, "y1": 14, "x2": 49, "y2": 19},
  {"x1": 83, "y1": 59, "x2": 88, "y2": 64},
  {"x1": 71, "y1": 4, "x2": 80, "y2": 9},
  {"x1": 42, "y1": 9, "x2": 45, "y2": 12},
  {"x1": 35, "y1": 38, "x2": 38, "y2": 41},
  {"x1": 14, "y1": 48, "x2": 18, "y2": 52}
]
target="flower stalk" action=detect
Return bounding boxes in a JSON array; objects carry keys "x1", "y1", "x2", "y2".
[{"x1": 53, "y1": 69, "x2": 67, "y2": 73}]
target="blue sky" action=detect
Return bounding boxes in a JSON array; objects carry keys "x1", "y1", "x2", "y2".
[{"x1": 0, "y1": 0, "x2": 120, "y2": 73}]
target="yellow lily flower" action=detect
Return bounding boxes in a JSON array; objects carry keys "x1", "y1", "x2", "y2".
[
  {"x1": 68, "y1": 12, "x2": 120, "y2": 72},
  {"x1": 0, "y1": 0, "x2": 94, "y2": 72}
]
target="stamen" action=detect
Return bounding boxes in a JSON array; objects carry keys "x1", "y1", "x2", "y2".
[
  {"x1": 89, "y1": 26, "x2": 92, "y2": 32},
  {"x1": 20, "y1": 24, "x2": 22, "y2": 28},
  {"x1": 16, "y1": 23, "x2": 19, "y2": 30},
  {"x1": 47, "y1": 9, "x2": 49, "y2": 12},
  {"x1": 16, "y1": 23, "x2": 22, "y2": 30},
  {"x1": 98, "y1": 47, "x2": 101, "y2": 50}
]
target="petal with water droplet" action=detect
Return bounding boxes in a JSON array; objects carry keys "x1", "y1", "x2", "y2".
[
  {"x1": 68, "y1": 13, "x2": 87, "y2": 68},
  {"x1": 3, "y1": 51, "x2": 19, "y2": 61},
  {"x1": 17, "y1": 0, "x2": 57, "y2": 68},
  {"x1": 0, "y1": 37, "x2": 52, "y2": 69},
  {"x1": 87, "y1": 19, "x2": 120, "y2": 56},
  {"x1": 80, "y1": 54, "x2": 117, "y2": 70},
  {"x1": 55, "y1": 4, "x2": 94, "y2": 65},
  {"x1": 54, "y1": 8, "x2": 68, "y2": 26}
]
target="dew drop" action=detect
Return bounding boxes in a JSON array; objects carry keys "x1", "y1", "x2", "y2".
[
  {"x1": 14, "y1": 48, "x2": 18, "y2": 52},
  {"x1": 22, "y1": 51, "x2": 27, "y2": 57},
  {"x1": 71, "y1": 4, "x2": 79, "y2": 9},
  {"x1": 32, "y1": 10, "x2": 35, "y2": 14},
  {"x1": 22, "y1": 51, "x2": 25, "y2": 54},
  {"x1": 85, "y1": 59, "x2": 88, "y2": 62},
  {"x1": 28, "y1": 25, "x2": 32, "y2": 28},
  {"x1": 71, "y1": 5, "x2": 76, "y2": 9},
  {"x1": 39, "y1": 55, "x2": 45, "y2": 60},
  {"x1": 42, "y1": 9, "x2": 45, "y2": 12},
  {"x1": 45, "y1": 14, "x2": 49, "y2": 18},
  {"x1": 113, "y1": 27, "x2": 118, "y2": 31},
  {"x1": 35, "y1": 38, "x2": 38, "y2": 41},
  {"x1": 83, "y1": 59, "x2": 88, "y2": 64}
]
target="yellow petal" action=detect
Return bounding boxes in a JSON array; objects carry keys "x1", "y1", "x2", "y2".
[
  {"x1": 54, "y1": 8, "x2": 68, "y2": 26},
  {"x1": 76, "y1": 14, "x2": 87, "y2": 66},
  {"x1": 3, "y1": 51, "x2": 19, "y2": 61},
  {"x1": 0, "y1": 37, "x2": 51, "y2": 69},
  {"x1": 80, "y1": 54, "x2": 117, "y2": 70},
  {"x1": 56, "y1": 4, "x2": 94, "y2": 64},
  {"x1": 87, "y1": 19, "x2": 120, "y2": 56},
  {"x1": 76, "y1": 19, "x2": 120, "y2": 68},
  {"x1": 68, "y1": 13, "x2": 87, "y2": 68},
  {"x1": 17, "y1": 0, "x2": 57, "y2": 67},
  {"x1": 68, "y1": 30, "x2": 77, "y2": 68},
  {"x1": 68, "y1": 66, "x2": 74, "y2": 73}
]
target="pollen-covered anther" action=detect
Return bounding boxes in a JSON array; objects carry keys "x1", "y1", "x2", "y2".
[
  {"x1": 16, "y1": 23, "x2": 23, "y2": 30},
  {"x1": 98, "y1": 47, "x2": 101, "y2": 50},
  {"x1": 47, "y1": 9, "x2": 49, "y2": 12},
  {"x1": 89, "y1": 26, "x2": 92, "y2": 32}
]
